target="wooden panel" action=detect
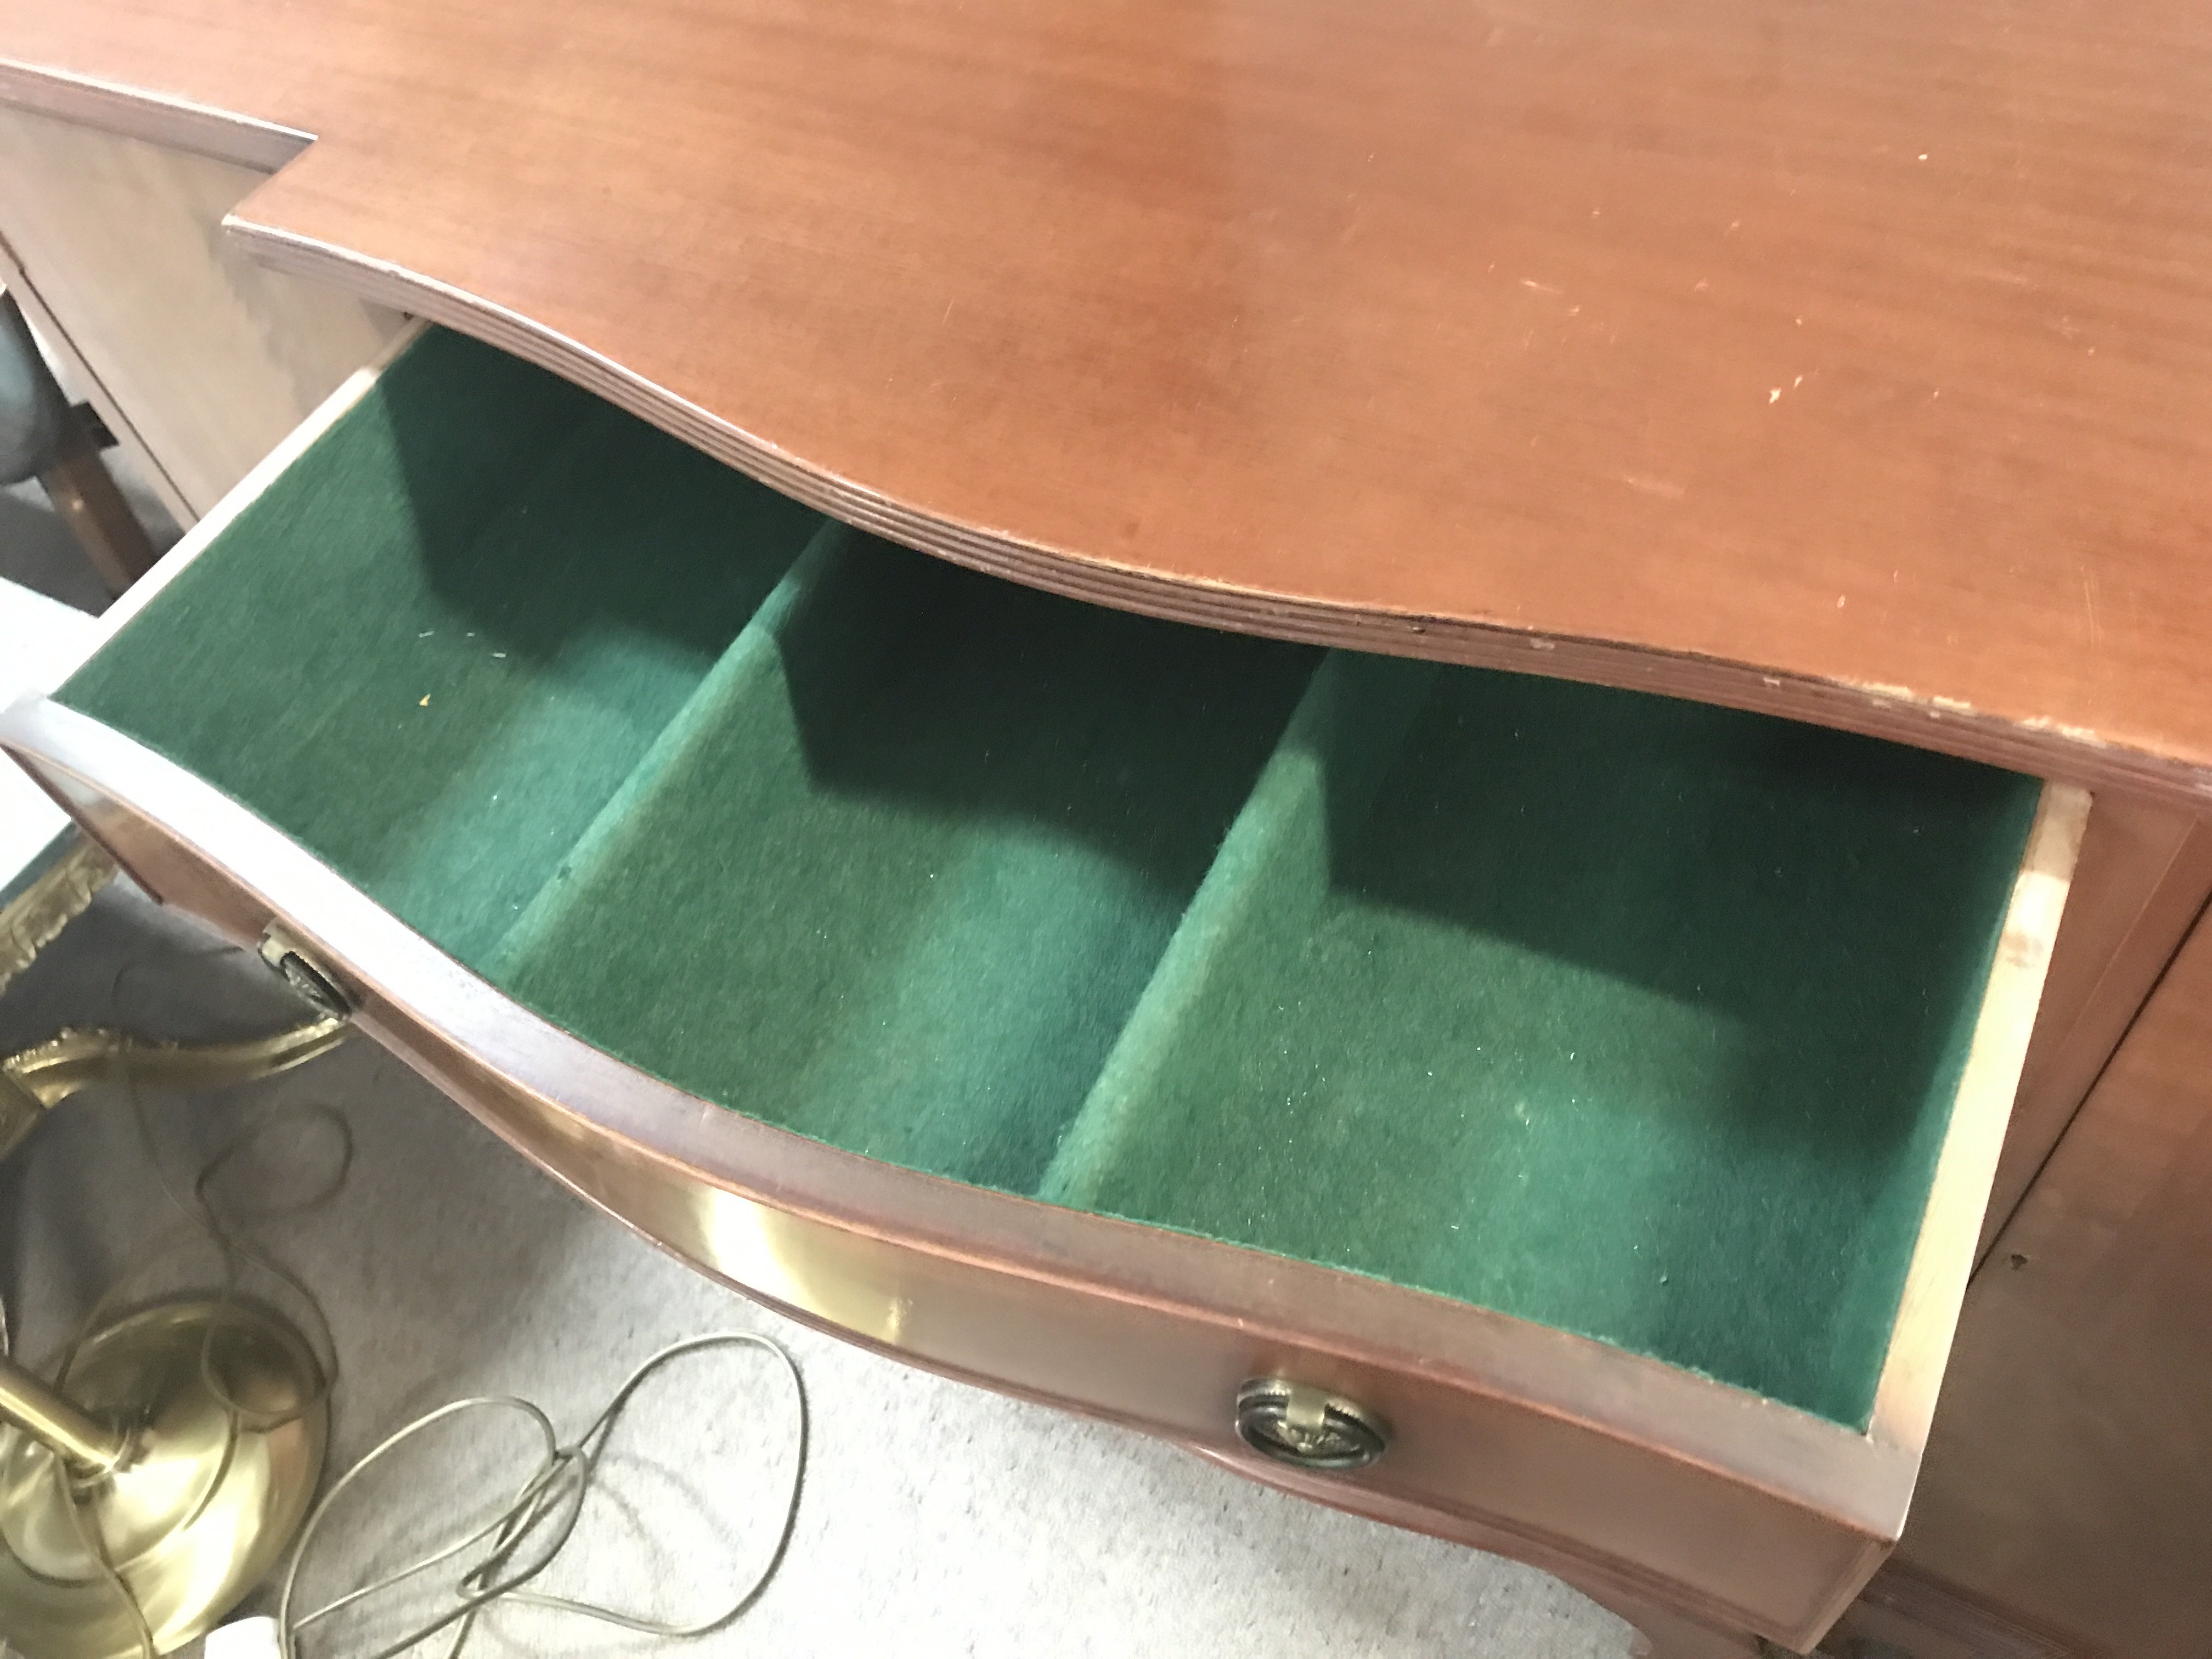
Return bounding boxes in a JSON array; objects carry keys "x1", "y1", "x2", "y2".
[
  {"x1": 0, "y1": 101, "x2": 403, "y2": 517},
  {"x1": 1835, "y1": 1565, "x2": 2079, "y2": 1659},
  {"x1": 0, "y1": 228, "x2": 182, "y2": 532},
  {"x1": 1979, "y1": 794, "x2": 2212, "y2": 1257},
  {"x1": 1879, "y1": 906, "x2": 2212, "y2": 1658},
  {"x1": 1, "y1": 2, "x2": 2211, "y2": 800}
]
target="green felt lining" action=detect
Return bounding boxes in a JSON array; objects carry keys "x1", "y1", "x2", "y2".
[
  {"x1": 58, "y1": 329, "x2": 2042, "y2": 1428},
  {"x1": 488, "y1": 528, "x2": 1317, "y2": 1188},
  {"x1": 1042, "y1": 652, "x2": 2030, "y2": 1419}
]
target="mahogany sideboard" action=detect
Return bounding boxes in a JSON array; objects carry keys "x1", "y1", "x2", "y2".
[{"x1": 2, "y1": 3, "x2": 2209, "y2": 1654}]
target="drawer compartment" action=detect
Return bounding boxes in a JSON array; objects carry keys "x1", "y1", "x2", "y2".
[
  {"x1": 1041, "y1": 650, "x2": 2038, "y2": 1429},
  {"x1": 4, "y1": 328, "x2": 2082, "y2": 1651},
  {"x1": 481, "y1": 534, "x2": 1314, "y2": 1188}
]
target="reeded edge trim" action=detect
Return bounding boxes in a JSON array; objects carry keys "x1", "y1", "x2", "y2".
[
  {"x1": 3, "y1": 695, "x2": 1915, "y2": 1544},
  {"x1": 225, "y1": 220, "x2": 2212, "y2": 815},
  {"x1": 0, "y1": 57, "x2": 310, "y2": 171}
]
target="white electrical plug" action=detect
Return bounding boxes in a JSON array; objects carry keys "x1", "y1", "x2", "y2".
[{"x1": 203, "y1": 1616, "x2": 282, "y2": 1659}]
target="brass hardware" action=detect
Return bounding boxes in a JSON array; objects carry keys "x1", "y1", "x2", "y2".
[
  {"x1": 0, "y1": 885, "x2": 351, "y2": 1166},
  {"x1": 0, "y1": 858, "x2": 345, "y2": 1650},
  {"x1": 0, "y1": 833, "x2": 116, "y2": 998},
  {"x1": 256, "y1": 928, "x2": 350, "y2": 1017},
  {"x1": 0, "y1": 1357, "x2": 128, "y2": 1476},
  {"x1": 0, "y1": 1299, "x2": 329, "y2": 1659},
  {"x1": 1234, "y1": 1378, "x2": 1389, "y2": 1471},
  {"x1": 0, "y1": 1014, "x2": 349, "y2": 1165}
]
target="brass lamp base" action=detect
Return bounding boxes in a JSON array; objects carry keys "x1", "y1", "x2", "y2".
[{"x1": 0, "y1": 1300, "x2": 328, "y2": 1659}]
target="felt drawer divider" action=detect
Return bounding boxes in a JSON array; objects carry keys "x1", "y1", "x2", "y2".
[
  {"x1": 470, "y1": 528, "x2": 1319, "y2": 1194},
  {"x1": 482, "y1": 516, "x2": 856, "y2": 977},
  {"x1": 1039, "y1": 652, "x2": 2041, "y2": 1431},
  {"x1": 1039, "y1": 650, "x2": 1437, "y2": 1207}
]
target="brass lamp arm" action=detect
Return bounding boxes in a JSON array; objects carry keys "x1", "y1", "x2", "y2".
[
  {"x1": 0, "y1": 1353, "x2": 129, "y2": 1472},
  {"x1": 0, "y1": 1013, "x2": 348, "y2": 1464},
  {"x1": 0, "y1": 1015, "x2": 350, "y2": 1163}
]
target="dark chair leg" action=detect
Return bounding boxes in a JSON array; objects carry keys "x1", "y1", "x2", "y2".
[
  {"x1": 35, "y1": 406, "x2": 157, "y2": 594},
  {"x1": 3, "y1": 290, "x2": 159, "y2": 597}
]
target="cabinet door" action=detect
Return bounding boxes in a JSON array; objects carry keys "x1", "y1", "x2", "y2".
[
  {"x1": 0, "y1": 102, "x2": 404, "y2": 521},
  {"x1": 1882, "y1": 892, "x2": 2212, "y2": 1657}
]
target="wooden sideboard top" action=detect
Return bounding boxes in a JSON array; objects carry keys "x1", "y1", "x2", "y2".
[{"x1": 4, "y1": 0, "x2": 2209, "y2": 801}]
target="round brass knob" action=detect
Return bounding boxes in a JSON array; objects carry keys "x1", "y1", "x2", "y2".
[{"x1": 1234, "y1": 1378, "x2": 1389, "y2": 1471}]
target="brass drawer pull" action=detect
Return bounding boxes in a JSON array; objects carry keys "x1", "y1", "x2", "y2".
[
  {"x1": 1235, "y1": 1378, "x2": 1388, "y2": 1471},
  {"x1": 258, "y1": 927, "x2": 353, "y2": 1017}
]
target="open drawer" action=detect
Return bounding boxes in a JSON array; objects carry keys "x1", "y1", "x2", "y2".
[{"x1": 1, "y1": 328, "x2": 2084, "y2": 1655}]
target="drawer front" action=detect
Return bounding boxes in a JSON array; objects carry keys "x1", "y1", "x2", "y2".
[{"x1": 1, "y1": 328, "x2": 2087, "y2": 1652}]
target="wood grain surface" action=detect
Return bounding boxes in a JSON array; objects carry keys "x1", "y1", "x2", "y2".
[
  {"x1": 1891, "y1": 904, "x2": 2212, "y2": 1658},
  {"x1": 3, "y1": 0, "x2": 2210, "y2": 798},
  {"x1": 1977, "y1": 793, "x2": 2212, "y2": 1257}
]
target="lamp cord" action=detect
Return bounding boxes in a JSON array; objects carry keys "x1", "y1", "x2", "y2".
[
  {"x1": 2, "y1": 976, "x2": 807, "y2": 1658},
  {"x1": 276, "y1": 1331, "x2": 806, "y2": 1659}
]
